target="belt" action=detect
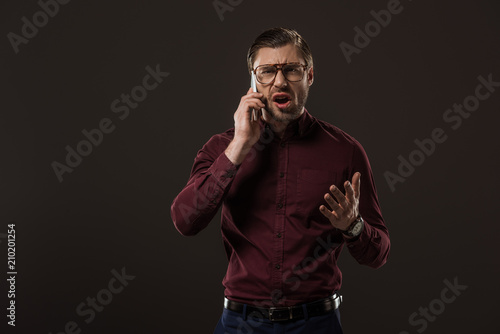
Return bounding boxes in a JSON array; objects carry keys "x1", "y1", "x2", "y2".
[{"x1": 224, "y1": 293, "x2": 342, "y2": 322}]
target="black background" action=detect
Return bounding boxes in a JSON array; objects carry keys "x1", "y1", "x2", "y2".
[{"x1": 1, "y1": 0, "x2": 499, "y2": 333}]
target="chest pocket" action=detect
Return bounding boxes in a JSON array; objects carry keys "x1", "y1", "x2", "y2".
[{"x1": 296, "y1": 169, "x2": 342, "y2": 219}]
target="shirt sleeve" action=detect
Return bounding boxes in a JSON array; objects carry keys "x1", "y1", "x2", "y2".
[
  {"x1": 344, "y1": 141, "x2": 391, "y2": 268},
  {"x1": 170, "y1": 134, "x2": 239, "y2": 236}
]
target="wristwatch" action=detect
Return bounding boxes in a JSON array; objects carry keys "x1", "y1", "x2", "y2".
[{"x1": 341, "y1": 215, "x2": 364, "y2": 237}]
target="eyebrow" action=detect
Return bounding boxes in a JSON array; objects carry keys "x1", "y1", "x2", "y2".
[{"x1": 257, "y1": 62, "x2": 304, "y2": 67}]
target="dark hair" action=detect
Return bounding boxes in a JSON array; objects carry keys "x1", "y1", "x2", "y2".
[{"x1": 247, "y1": 27, "x2": 313, "y2": 73}]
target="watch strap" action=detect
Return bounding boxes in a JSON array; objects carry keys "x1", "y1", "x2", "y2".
[{"x1": 341, "y1": 215, "x2": 363, "y2": 237}]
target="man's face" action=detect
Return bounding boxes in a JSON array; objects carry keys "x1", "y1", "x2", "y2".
[{"x1": 252, "y1": 44, "x2": 314, "y2": 123}]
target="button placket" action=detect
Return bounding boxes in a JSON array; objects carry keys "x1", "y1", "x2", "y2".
[{"x1": 272, "y1": 140, "x2": 288, "y2": 293}]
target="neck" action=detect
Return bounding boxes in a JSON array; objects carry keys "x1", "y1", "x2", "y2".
[
  {"x1": 262, "y1": 108, "x2": 304, "y2": 139},
  {"x1": 270, "y1": 122, "x2": 288, "y2": 139}
]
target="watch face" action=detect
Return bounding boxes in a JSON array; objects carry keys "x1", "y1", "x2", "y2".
[{"x1": 351, "y1": 222, "x2": 362, "y2": 235}]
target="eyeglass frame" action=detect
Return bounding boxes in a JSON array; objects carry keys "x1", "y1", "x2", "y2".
[{"x1": 251, "y1": 62, "x2": 309, "y2": 84}]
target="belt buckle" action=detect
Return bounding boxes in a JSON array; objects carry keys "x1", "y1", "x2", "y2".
[
  {"x1": 329, "y1": 293, "x2": 342, "y2": 309},
  {"x1": 268, "y1": 306, "x2": 293, "y2": 321},
  {"x1": 334, "y1": 294, "x2": 342, "y2": 309}
]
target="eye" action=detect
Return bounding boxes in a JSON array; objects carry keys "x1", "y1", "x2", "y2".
[
  {"x1": 259, "y1": 67, "x2": 275, "y2": 74},
  {"x1": 284, "y1": 66, "x2": 299, "y2": 73}
]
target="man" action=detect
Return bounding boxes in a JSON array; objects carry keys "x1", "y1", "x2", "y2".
[{"x1": 171, "y1": 27, "x2": 390, "y2": 334}]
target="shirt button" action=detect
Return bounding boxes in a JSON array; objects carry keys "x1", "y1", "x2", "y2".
[
  {"x1": 280, "y1": 142, "x2": 286, "y2": 148},
  {"x1": 277, "y1": 203, "x2": 283, "y2": 209},
  {"x1": 277, "y1": 233, "x2": 282, "y2": 238},
  {"x1": 275, "y1": 264, "x2": 280, "y2": 269},
  {"x1": 279, "y1": 172, "x2": 284, "y2": 178}
]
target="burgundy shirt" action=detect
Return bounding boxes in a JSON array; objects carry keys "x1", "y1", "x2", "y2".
[{"x1": 171, "y1": 109, "x2": 390, "y2": 307}]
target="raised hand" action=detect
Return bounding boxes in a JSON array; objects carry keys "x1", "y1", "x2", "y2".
[
  {"x1": 319, "y1": 172, "x2": 361, "y2": 232},
  {"x1": 224, "y1": 87, "x2": 266, "y2": 165}
]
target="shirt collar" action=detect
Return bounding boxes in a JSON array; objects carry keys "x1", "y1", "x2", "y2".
[{"x1": 259, "y1": 108, "x2": 315, "y2": 140}]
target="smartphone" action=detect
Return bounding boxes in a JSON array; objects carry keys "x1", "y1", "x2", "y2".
[{"x1": 251, "y1": 72, "x2": 259, "y2": 121}]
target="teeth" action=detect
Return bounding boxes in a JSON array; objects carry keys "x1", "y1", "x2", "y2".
[{"x1": 274, "y1": 95, "x2": 289, "y2": 101}]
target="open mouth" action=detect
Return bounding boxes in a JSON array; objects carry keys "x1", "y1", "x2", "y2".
[{"x1": 272, "y1": 93, "x2": 292, "y2": 109}]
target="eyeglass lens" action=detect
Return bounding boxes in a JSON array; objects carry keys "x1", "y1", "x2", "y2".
[{"x1": 256, "y1": 64, "x2": 305, "y2": 84}]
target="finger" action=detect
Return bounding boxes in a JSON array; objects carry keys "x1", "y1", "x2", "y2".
[
  {"x1": 329, "y1": 185, "x2": 348, "y2": 208},
  {"x1": 255, "y1": 107, "x2": 263, "y2": 120},
  {"x1": 247, "y1": 87, "x2": 263, "y2": 95},
  {"x1": 324, "y1": 192, "x2": 341, "y2": 212},
  {"x1": 245, "y1": 99, "x2": 265, "y2": 110},
  {"x1": 241, "y1": 97, "x2": 265, "y2": 110},
  {"x1": 251, "y1": 108, "x2": 264, "y2": 122},
  {"x1": 243, "y1": 91, "x2": 264, "y2": 100},
  {"x1": 352, "y1": 172, "x2": 361, "y2": 199},
  {"x1": 319, "y1": 205, "x2": 339, "y2": 221},
  {"x1": 344, "y1": 180, "x2": 355, "y2": 203},
  {"x1": 237, "y1": 99, "x2": 265, "y2": 116}
]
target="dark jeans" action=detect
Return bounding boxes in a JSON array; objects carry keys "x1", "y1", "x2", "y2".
[{"x1": 213, "y1": 305, "x2": 343, "y2": 334}]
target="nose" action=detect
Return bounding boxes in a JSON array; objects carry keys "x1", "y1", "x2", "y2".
[{"x1": 273, "y1": 68, "x2": 287, "y2": 89}]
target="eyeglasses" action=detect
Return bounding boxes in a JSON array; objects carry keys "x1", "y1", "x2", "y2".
[{"x1": 252, "y1": 62, "x2": 308, "y2": 84}]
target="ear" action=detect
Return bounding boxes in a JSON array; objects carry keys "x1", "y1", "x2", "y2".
[{"x1": 307, "y1": 66, "x2": 314, "y2": 86}]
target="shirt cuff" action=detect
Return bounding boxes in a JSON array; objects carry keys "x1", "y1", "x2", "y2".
[
  {"x1": 208, "y1": 151, "x2": 240, "y2": 189},
  {"x1": 344, "y1": 220, "x2": 371, "y2": 250}
]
